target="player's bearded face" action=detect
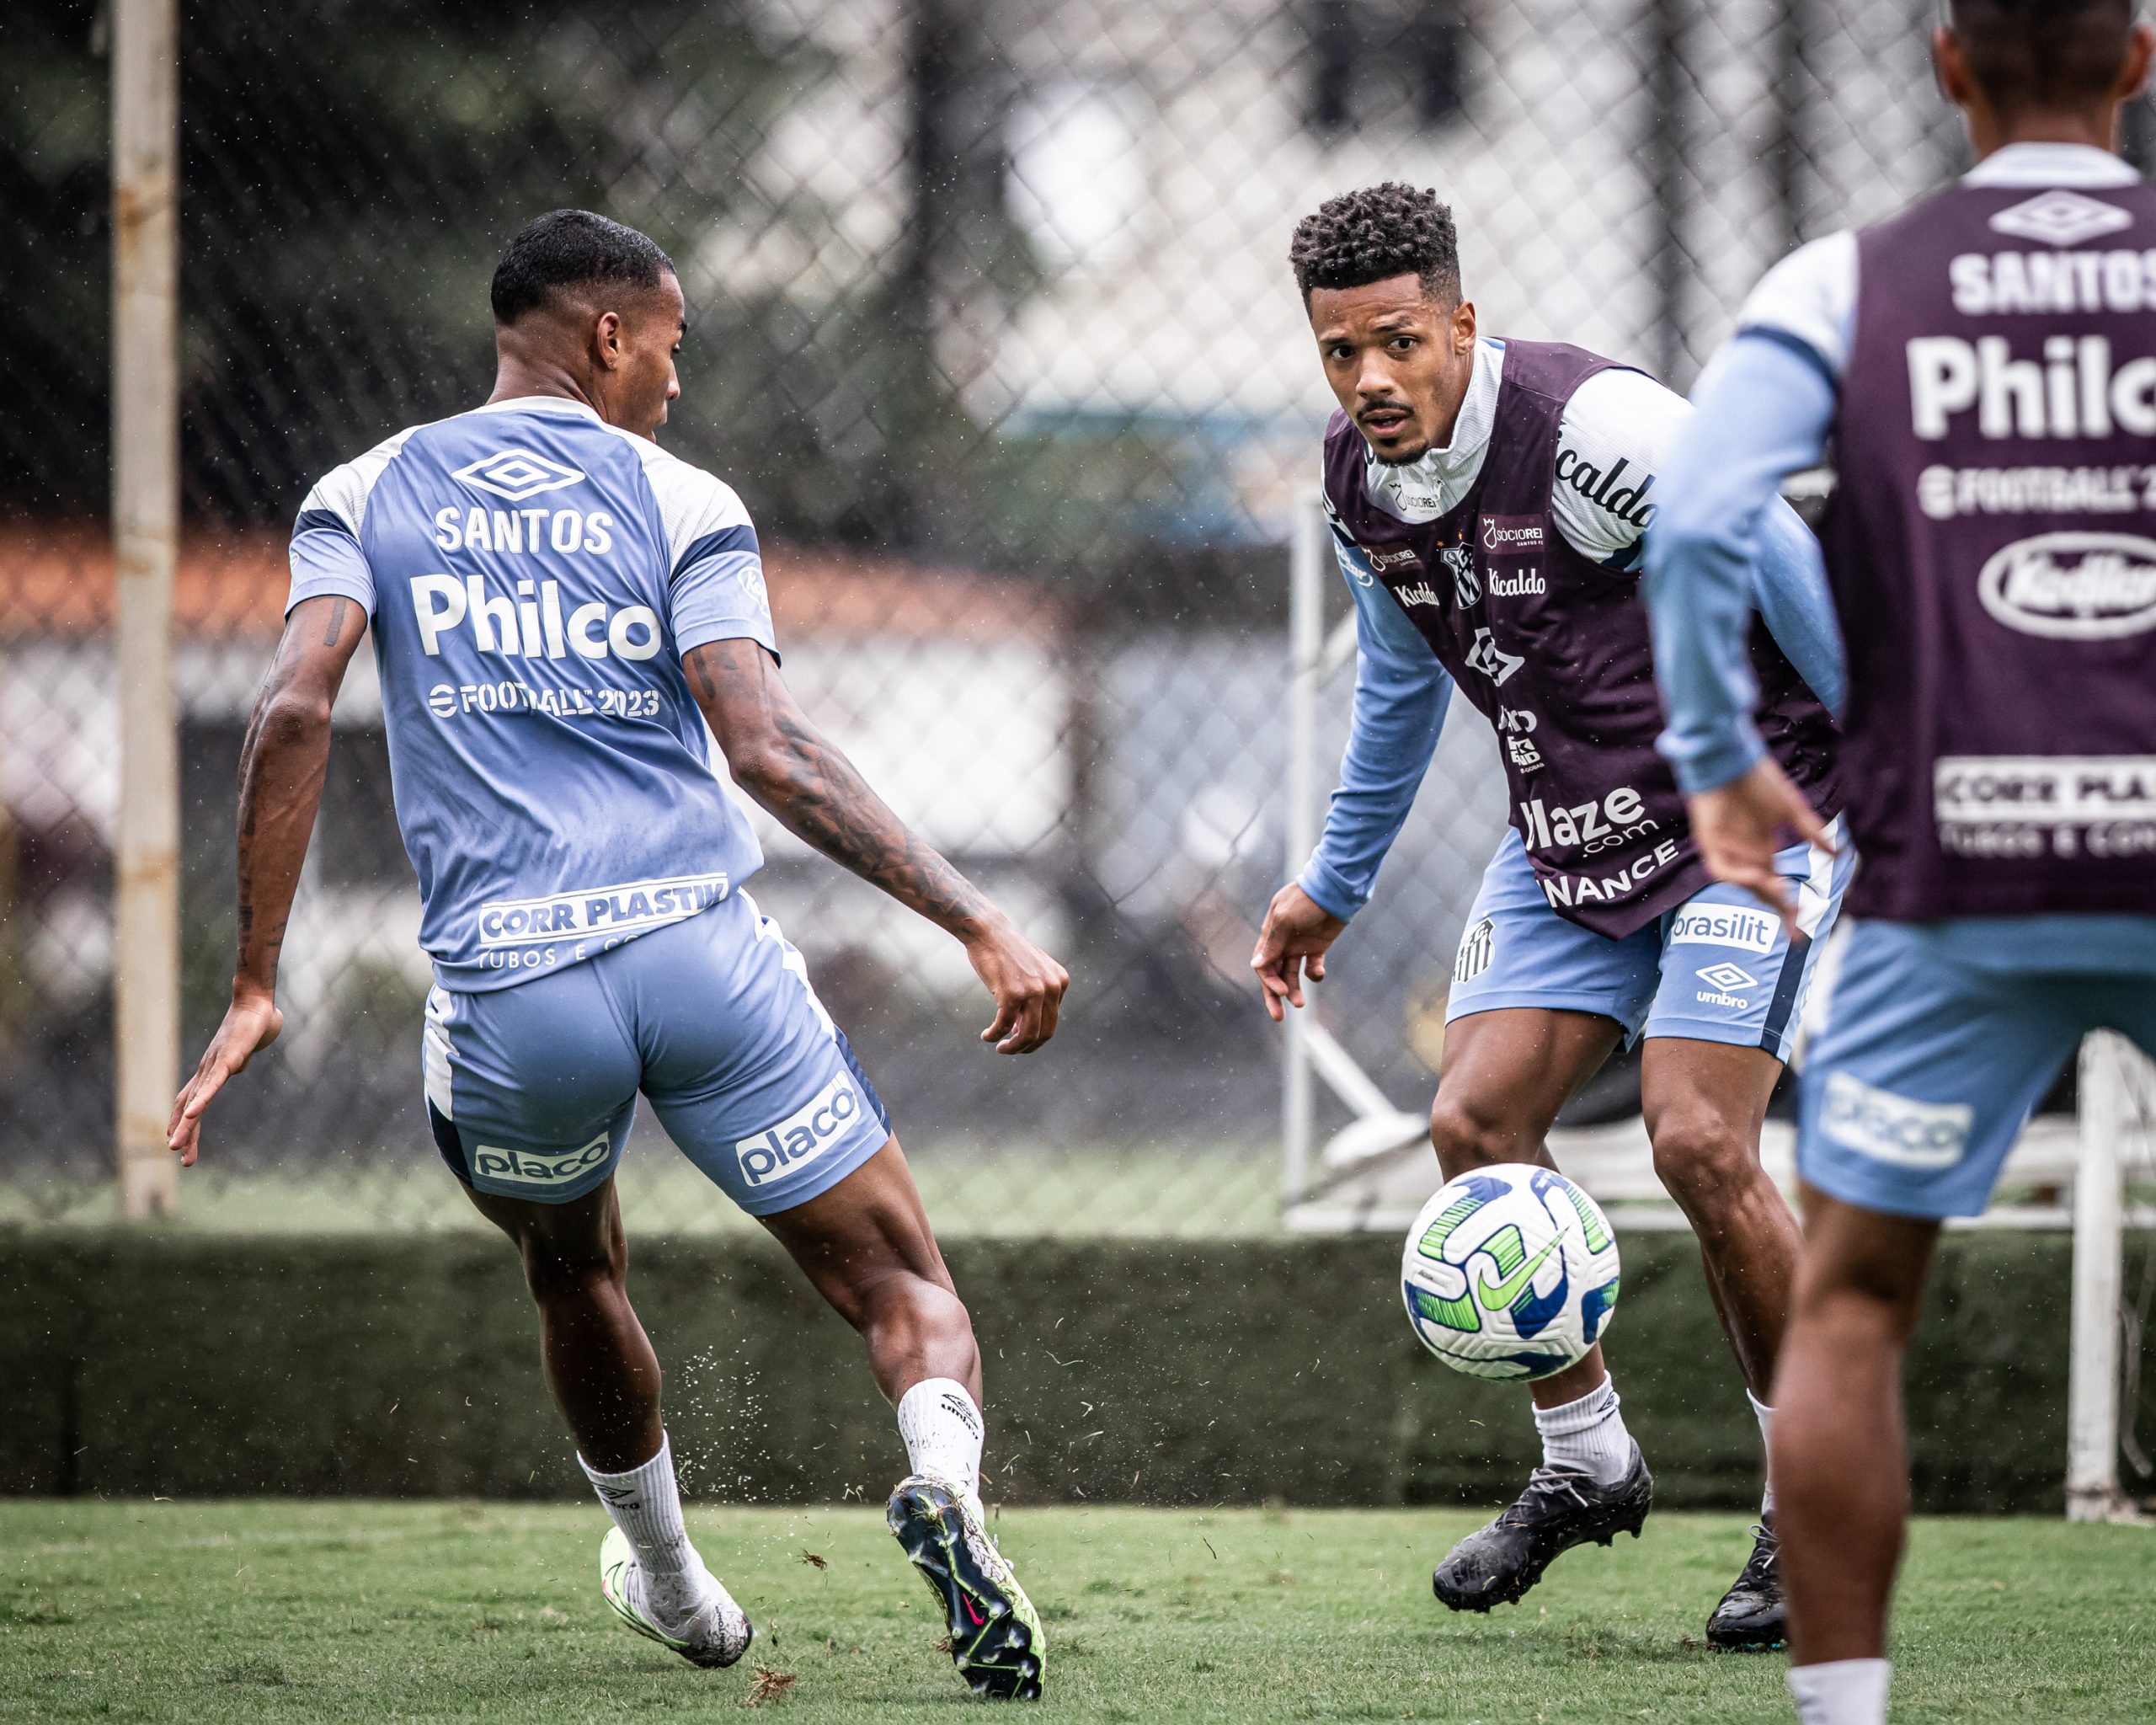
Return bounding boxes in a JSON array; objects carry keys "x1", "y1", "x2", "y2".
[{"x1": 1307, "y1": 276, "x2": 1476, "y2": 467}]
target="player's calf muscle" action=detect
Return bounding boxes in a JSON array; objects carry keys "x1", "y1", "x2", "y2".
[{"x1": 760, "y1": 1145, "x2": 982, "y2": 1400}]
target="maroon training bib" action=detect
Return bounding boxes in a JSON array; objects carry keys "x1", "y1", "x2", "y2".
[
  {"x1": 1825, "y1": 179, "x2": 2156, "y2": 919},
  {"x1": 1324, "y1": 339, "x2": 1841, "y2": 938}
]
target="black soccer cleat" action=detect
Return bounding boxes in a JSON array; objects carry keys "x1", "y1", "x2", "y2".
[
  {"x1": 1705, "y1": 1521, "x2": 1786, "y2": 1651},
  {"x1": 1432, "y1": 1445, "x2": 1653, "y2": 1613},
  {"x1": 887, "y1": 1475, "x2": 1044, "y2": 1701}
]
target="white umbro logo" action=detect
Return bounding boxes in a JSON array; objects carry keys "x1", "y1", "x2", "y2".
[
  {"x1": 1465, "y1": 627, "x2": 1524, "y2": 686},
  {"x1": 1987, "y1": 190, "x2": 2134, "y2": 248},
  {"x1": 451, "y1": 448, "x2": 587, "y2": 502},
  {"x1": 1696, "y1": 963, "x2": 1757, "y2": 992}
]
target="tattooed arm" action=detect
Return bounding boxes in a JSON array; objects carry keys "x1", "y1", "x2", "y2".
[
  {"x1": 684, "y1": 638, "x2": 1069, "y2": 1054},
  {"x1": 168, "y1": 595, "x2": 368, "y2": 1162}
]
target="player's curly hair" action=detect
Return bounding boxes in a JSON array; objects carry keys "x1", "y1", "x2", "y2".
[
  {"x1": 1289, "y1": 183, "x2": 1461, "y2": 307},
  {"x1": 491, "y1": 210, "x2": 676, "y2": 325}
]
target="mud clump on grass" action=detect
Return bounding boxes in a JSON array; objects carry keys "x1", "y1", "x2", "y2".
[{"x1": 745, "y1": 1666, "x2": 797, "y2": 1706}]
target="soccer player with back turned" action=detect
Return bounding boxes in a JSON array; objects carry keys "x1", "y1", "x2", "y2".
[
  {"x1": 1253, "y1": 186, "x2": 1849, "y2": 1644},
  {"x1": 1647, "y1": 4, "x2": 2156, "y2": 1720},
  {"x1": 168, "y1": 211, "x2": 1063, "y2": 1700}
]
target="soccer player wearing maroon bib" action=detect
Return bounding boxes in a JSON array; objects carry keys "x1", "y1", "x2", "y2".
[
  {"x1": 1647, "y1": 6, "x2": 2156, "y2": 1721},
  {"x1": 1252, "y1": 185, "x2": 1849, "y2": 1645}
]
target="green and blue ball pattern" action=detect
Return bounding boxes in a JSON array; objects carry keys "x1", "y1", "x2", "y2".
[{"x1": 1400, "y1": 1162, "x2": 1622, "y2": 1381}]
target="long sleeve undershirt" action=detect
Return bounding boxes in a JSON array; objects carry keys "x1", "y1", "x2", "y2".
[
  {"x1": 1295, "y1": 547, "x2": 1452, "y2": 921},
  {"x1": 1643, "y1": 332, "x2": 1846, "y2": 796}
]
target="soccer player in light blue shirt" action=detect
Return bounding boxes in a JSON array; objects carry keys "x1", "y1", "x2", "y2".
[{"x1": 168, "y1": 211, "x2": 1057, "y2": 1696}]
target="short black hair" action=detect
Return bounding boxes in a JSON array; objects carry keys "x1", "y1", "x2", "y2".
[
  {"x1": 1950, "y1": 0, "x2": 2135, "y2": 110},
  {"x1": 1289, "y1": 183, "x2": 1461, "y2": 307},
  {"x1": 489, "y1": 209, "x2": 676, "y2": 325}
]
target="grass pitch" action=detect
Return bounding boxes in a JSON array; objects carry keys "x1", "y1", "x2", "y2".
[{"x1": 3, "y1": 1502, "x2": 2151, "y2": 1722}]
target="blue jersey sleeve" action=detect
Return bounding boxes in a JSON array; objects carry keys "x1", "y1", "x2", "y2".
[
  {"x1": 1752, "y1": 491, "x2": 1844, "y2": 718},
  {"x1": 286, "y1": 458, "x2": 383, "y2": 617},
  {"x1": 640, "y1": 454, "x2": 776, "y2": 659},
  {"x1": 1296, "y1": 544, "x2": 1452, "y2": 921},
  {"x1": 671, "y1": 521, "x2": 773, "y2": 657},
  {"x1": 1645, "y1": 331, "x2": 1844, "y2": 794}
]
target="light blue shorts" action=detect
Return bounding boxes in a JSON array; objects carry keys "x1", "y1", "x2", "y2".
[
  {"x1": 1797, "y1": 920, "x2": 2156, "y2": 1219},
  {"x1": 1444, "y1": 824, "x2": 1854, "y2": 1061},
  {"x1": 421, "y1": 889, "x2": 891, "y2": 1215}
]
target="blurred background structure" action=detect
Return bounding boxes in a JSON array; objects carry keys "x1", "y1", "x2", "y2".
[{"x1": 0, "y1": 0, "x2": 2149, "y2": 1236}]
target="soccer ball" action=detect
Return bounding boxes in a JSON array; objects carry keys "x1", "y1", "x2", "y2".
[{"x1": 1401, "y1": 1163, "x2": 1621, "y2": 1381}]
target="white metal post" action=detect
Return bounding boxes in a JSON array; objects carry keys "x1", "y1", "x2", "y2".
[
  {"x1": 2067, "y1": 1032, "x2": 2127, "y2": 1521},
  {"x1": 1281, "y1": 488, "x2": 1325, "y2": 1210},
  {"x1": 112, "y1": 0, "x2": 182, "y2": 1218}
]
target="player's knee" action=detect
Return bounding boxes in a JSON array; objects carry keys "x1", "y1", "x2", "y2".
[
  {"x1": 1646, "y1": 1106, "x2": 1754, "y2": 1205},
  {"x1": 1428, "y1": 1092, "x2": 1520, "y2": 1177},
  {"x1": 1799, "y1": 1247, "x2": 1929, "y2": 1330}
]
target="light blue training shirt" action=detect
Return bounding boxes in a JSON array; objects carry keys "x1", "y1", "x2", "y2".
[{"x1": 287, "y1": 396, "x2": 775, "y2": 991}]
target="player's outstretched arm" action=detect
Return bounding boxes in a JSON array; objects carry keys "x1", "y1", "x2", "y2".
[
  {"x1": 1249, "y1": 546, "x2": 1444, "y2": 1023},
  {"x1": 168, "y1": 595, "x2": 368, "y2": 1162},
  {"x1": 684, "y1": 638, "x2": 1068, "y2": 1054}
]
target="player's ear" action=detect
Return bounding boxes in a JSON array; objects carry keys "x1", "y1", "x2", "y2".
[
  {"x1": 2121, "y1": 23, "x2": 2154, "y2": 103},
  {"x1": 1932, "y1": 26, "x2": 1972, "y2": 109},
  {"x1": 593, "y1": 308, "x2": 624, "y2": 371},
  {"x1": 1452, "y1": 298, "x2": 1476, "y2": 353}
]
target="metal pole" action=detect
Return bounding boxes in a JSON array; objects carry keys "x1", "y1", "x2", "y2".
[
  {"x1": 2123, "y1": 85, "x2": 2156, "y2": 178},
  {"x1": 112, "y1": 0, "x2": 181, "y2": 1219},
  {"x1": 2067, "y1": 1032, "x2": 2126, "y2": 1522},
  {"x1": 1644, "y1": 0, "x2": 1691, "y2": 385},
  {"x1": 1281, "y1": 489, "x2": 1326, "y2": 1212},
  {"x1": 1769, "y1": 0, "x2": 1809, "y2": 258}
]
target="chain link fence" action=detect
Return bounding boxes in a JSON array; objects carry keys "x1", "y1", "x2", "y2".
[{"x1": 0, "y1": 0, "x2": 2017, "y2": 1230}]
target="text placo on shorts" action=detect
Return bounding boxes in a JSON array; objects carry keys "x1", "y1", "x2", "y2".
[
  {"x1": 734, "y1": 1071, "x2": 867, "y2": 1188},
  {"x1": 470, "y1": 1132, "x2": 613, "y2": 1190},
  {"x1": 1818, "y1": 1071, "x2": 1974, "y2": 1170}
]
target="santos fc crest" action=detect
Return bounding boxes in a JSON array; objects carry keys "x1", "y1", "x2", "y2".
[{"x1": 1439, "y1": 542, "x2": 1479, "y2": 606}]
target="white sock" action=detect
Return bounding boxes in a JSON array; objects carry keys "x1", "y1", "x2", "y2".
[
  {"x1": 581, "y1": 1432, "x2": 702, "y2": 1620},
  {"x1": 1532, "y1": 1374, "x2": 1634, "y2": 1487},
  {"x1": 898, "y1": 1377, "x2": 985, "y2": 1507},
  {"x1": 1750, "y1": 1389, "x2": 1776, "y2": 1521},
  {"x1": 1788, "y1": 1658, "x2": 1890, "y2": 1725}
]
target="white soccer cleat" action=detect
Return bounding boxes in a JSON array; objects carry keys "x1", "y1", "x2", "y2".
[{"x1": 598, "y1": 1525, "x2": 754, "y2": 1669}]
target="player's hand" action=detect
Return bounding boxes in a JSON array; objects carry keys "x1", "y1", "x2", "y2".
[
  {"x1": 963, "y1": 916, "x2": 1069, "y2": 1055},
  {"x1": 1251, "y1": 881, "x2": 1348, "y2": 1024},
  {"x1": 1685, "y1": 757, "x2": 1835, "y2": 937},
  {"x1": 167, "y1": 983, "x2": 285, "y2": 1166}
]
